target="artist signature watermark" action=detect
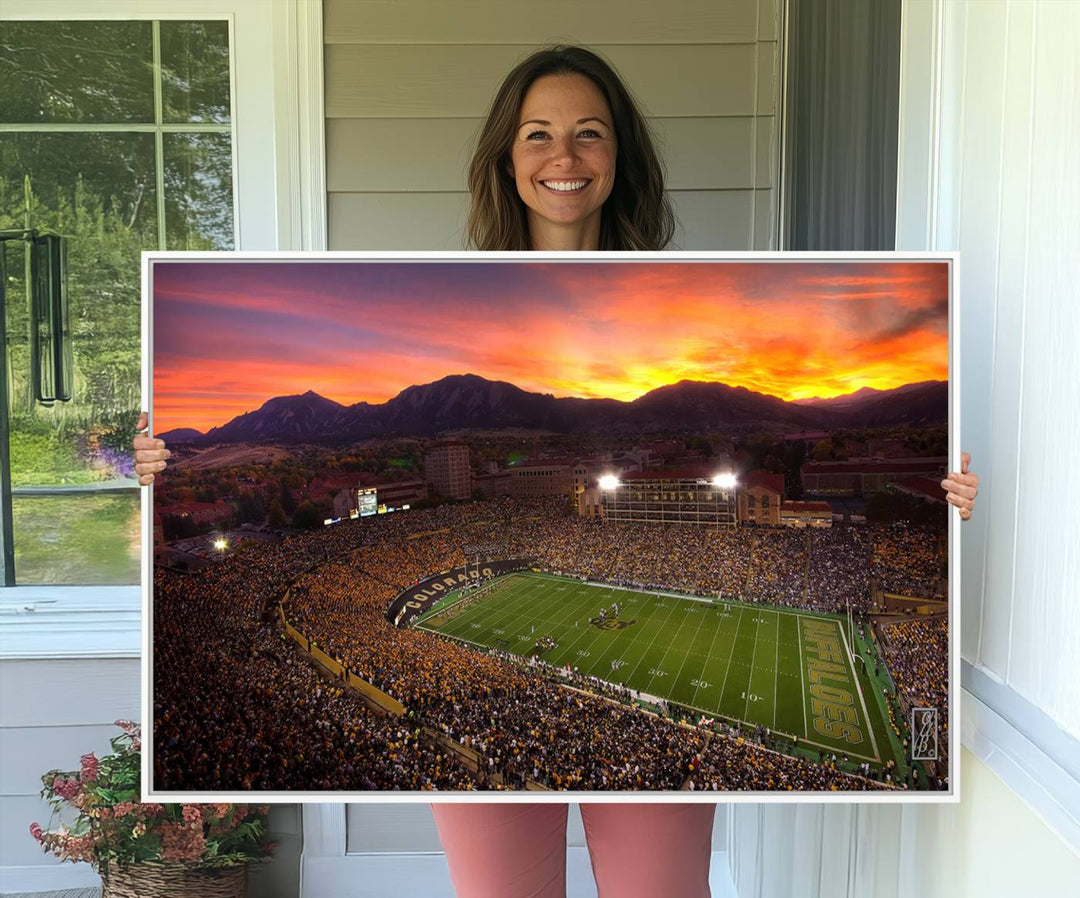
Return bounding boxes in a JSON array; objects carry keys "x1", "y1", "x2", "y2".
[{"x1": 911, "y1": 707, "x2": 939, "y2": 761}]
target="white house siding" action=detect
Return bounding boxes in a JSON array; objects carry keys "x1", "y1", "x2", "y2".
[
  {"x1": 323, "y1": 0, "x2": 781, "y2": 250},
  {"x1": 0, "y1": 658, "x2": 140, "y2": 893}
]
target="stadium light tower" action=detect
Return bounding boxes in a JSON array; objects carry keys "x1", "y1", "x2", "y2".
[
  {"x1": 598, "y1": 474, "x2": 620, "y2": 491},
  {"x1": 712, "y1": 472, "x2": 737, "y2": 490}
]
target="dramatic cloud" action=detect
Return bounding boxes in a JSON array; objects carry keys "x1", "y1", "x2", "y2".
[{"x1": 153, "y1": 260, "x2": 950, "y2": 433}]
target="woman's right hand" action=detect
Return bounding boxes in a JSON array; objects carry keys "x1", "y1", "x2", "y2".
[{"x1": 133, "y1": 411, "x2": 171, "y2": 486}]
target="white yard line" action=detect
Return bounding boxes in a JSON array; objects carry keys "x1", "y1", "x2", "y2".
[
  {"x1": 691, "y1": 607, "x2": 727, "y2": 709},
  {"x1": 641, "y1": 603, "x2": 700, "y2": 696},
  {"x1": 837, "y1": 618, "x2": 881, "y2": 762},
  {"x1": 773, "y1": 610, "x2": 780, "y2": 730},
  {"x1": 666, "y1": 602, "x2": 710, "y2": 701},
  {"x1": 623, "y1": 595, "x2": 683, "y2": 685},
  {"x1": 717, "y1": 607, "x2": 745, "y2": 712},
  {"x1": 743, "y1": 610, "x2": 764, "y2": 721},
  {"x1": 796, "y1": 614, "x2": 809, "y2": 742}
]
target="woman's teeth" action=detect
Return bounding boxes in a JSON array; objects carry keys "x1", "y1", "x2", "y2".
[{"x1": 542, "y1": 180, "x2": 588, "y2": 191}]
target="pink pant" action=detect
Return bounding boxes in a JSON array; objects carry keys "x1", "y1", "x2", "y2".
[{"x1": 431, "y1": 803, "x2": 716, "y2": 898}]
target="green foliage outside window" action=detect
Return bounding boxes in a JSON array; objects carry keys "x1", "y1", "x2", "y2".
[{"x1": 0, "y1": 19, "x2": 233, "y2": 583}]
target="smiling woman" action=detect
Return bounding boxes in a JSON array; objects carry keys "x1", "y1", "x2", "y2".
[
  {"x1": 509, "y1": 72, "x2": 617, "y2": 250},
  {"x1": 467, "y1": 45, "x2": 674, "y2": 251}
]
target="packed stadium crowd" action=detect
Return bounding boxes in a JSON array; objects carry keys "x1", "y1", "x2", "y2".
[
  {"x1": 744, "y1": 528, "x2": 809, "y2": 606},
  {"x1": 686, "y1": 733, "x2": 891, "y2": 792},
  {"x1": 503, "y1": 515, "x2": 942, "y2": 612},
  {"x1": 873, "y1": 527, "x2": 946, "y2": 597},
  {"x1": 879, "y1": 615, "x2": 950, "y2": 775},
  {"x1": 155, "y1": 496, "x2": 945, "y2": 792},
  {"x1": 154, "y1": 563, "x2": 477, "y2": 790}
]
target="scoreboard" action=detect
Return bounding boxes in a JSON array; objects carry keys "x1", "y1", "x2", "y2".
[{"x1": 357, "y1": 487, "x2": 378, "y2": 517}]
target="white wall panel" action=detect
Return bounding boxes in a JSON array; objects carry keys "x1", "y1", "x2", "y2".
[
  {"x1": 347, "y1": 803, "x2": 444, "y2": 852},
  {"x1": 898, "y1": 0, "x2": 1080, "y2": 733},
  {"x1": 0, "y1": 659, "x2": 140, "y2": 728},
  {"x1": 1005, "y1": 2, "x2": 1080, "y2": 727},
  {"x1": 0, "y1": 724, "x2": 120, "y2": 796},
  {"x1": 669, "y1": 190, "x2": 756, "y2": 249},
  {"x1": 326, "y1": 117, "x2": 770, "y2": 194},
  {"x1": 754, "y1": 187, "x2": 778, "y2": 249},
  {"x1": 329, "y1": 192, "x2": 469, "y2": 250},
  {"x1": 326, "y1": 44, "x2": 760, "y2": 119},
  {"x1": 326, "y1": 119, "x2": 480, "y2": 193},
  {"x1": 952, "y1": 0, "x2": 1011, "y2": 675},
  {"x1": 325, "y1": 0, "x2": 761, "y2": 45},
  {"x1": 979, "y1": 0, "x2": 1035, "y2": 684}
]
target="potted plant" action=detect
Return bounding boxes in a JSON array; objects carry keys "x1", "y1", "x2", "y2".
[{"x1": 31, "y1": 720, "x2": 273, "y2": 897}]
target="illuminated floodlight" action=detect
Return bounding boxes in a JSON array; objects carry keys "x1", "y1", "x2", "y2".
[
  {"x1": 712, "y1": 472, "x2": 737, "y2": 490},
  {"x1": 598, "y1": 474, "x2": 621, "y2": 491},
  {"x1": 213, "y1": 538, "x2": 228, "y2": 551}
]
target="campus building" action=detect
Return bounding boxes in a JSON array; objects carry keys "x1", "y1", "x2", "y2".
[
  {"x1": 737, "y1": 471, "x2": 785, "y2": 525},
  {"x1": 508, "y1": 458, "x2": 575, "y2": 500},
  {"x1": 781, "y1": 500, "x2": 834, "y2": 528},
  {"x1": 800, "y1": 458, "x2": 947, "y2": 496},
  {"x1": 424, "y1": 440, "x2": 471, "y2": 500}
]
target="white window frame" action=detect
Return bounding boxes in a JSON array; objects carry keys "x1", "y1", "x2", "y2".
[{"x1": 0, "y1": 0, "x2": 326, "y2": 660}]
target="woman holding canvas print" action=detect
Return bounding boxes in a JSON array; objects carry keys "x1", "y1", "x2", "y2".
[{"x1": 136, "y1": 46, "x2": 978, "y2": 898}]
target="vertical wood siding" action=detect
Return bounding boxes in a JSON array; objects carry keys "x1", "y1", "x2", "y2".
[{"x1": 926, "y1": 0, "x2": 1080, "y2": 734}]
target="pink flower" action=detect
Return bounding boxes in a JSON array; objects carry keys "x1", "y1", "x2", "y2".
[
  {"x1": 141, "y1": 803, "x2": 166, "y2": 817},
  {"x1": 52, "y1": 778, "x2": 80, "y2": 801},
  {"x1": 29, "y1": 822, "x2": 43, "y2": 842},
  {"x1": 181, "y1": 805, "x2": 202, "y2": 824},
  {"x1": 160, "y1": 821, "x2": 206, "y2": 863},
  {"x1": 80, "y1": 753, "x2": 99, "y2": 782}
]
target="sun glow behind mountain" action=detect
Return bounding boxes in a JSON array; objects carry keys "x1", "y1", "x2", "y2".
[{"x1": 153, "y1": 260, "x2": 949, "y2": 434}]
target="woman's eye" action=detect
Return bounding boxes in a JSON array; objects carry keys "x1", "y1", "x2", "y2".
[
  {"x1": 578, "y1": 129, "x2": 602, "y2": 138},
  {"x1": 525, "y1": 130, "x2": 550, "y2": 140}
]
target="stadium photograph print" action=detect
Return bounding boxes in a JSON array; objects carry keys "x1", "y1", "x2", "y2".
[{"x1": 145, "y1": 254, "x2": 957, "y2": 799}]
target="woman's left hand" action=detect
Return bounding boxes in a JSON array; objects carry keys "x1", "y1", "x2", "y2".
[{"x1": 941, "y1": 451, "x2": 979, "y2": 521}]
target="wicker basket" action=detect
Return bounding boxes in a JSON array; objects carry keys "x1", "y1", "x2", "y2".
[{"x1": 101, "y1": 862, "x2": 247, "y2": 898}]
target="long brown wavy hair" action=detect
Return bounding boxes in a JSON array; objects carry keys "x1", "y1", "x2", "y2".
[{"x1": 467, "y1": 46, "x2": 675, "y2": 251}]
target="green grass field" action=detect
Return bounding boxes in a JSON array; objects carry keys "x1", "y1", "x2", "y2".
[{"x1": 417, "y1": 572, "x2": 901, "y2": 769}]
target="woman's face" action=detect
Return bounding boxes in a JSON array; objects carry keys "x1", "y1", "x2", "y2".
[{"x1": 509, "y1": 73, "x2": 617, "y2": 247}]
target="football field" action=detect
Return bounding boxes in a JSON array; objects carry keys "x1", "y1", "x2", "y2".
[{"x1": 417, "y1": 572, "x2": 899, "y2": 767}]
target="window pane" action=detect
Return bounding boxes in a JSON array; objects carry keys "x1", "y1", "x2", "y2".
[
  {"x1": 0, "y1": 132, "x2": 158, "y2": 245},
  {"x1": 160, "y1": 20, "x2": 232, "y2": 124},
  {"x1": 1, "y1": 131, "x2": 154, "y2": 444},
  {"x1": 2, "y1": 132, "x2": 150, "y2": 584},
  {"x1": 0, "y1": 21, "x2": 154, "y2": 124},
  {"x1": 164, "y1": 133, "x2": 235, "y2": 249},
  {"x1": 13, "y1": 493, "x2": 140, "y2": 585},
  {"x1": 0, "y1": 18, "x2": 235, "y2": 586}
]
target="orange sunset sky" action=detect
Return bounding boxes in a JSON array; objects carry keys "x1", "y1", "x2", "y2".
[{"x1": 152, "y1": 260, "x2": 949, "y2": 434}]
